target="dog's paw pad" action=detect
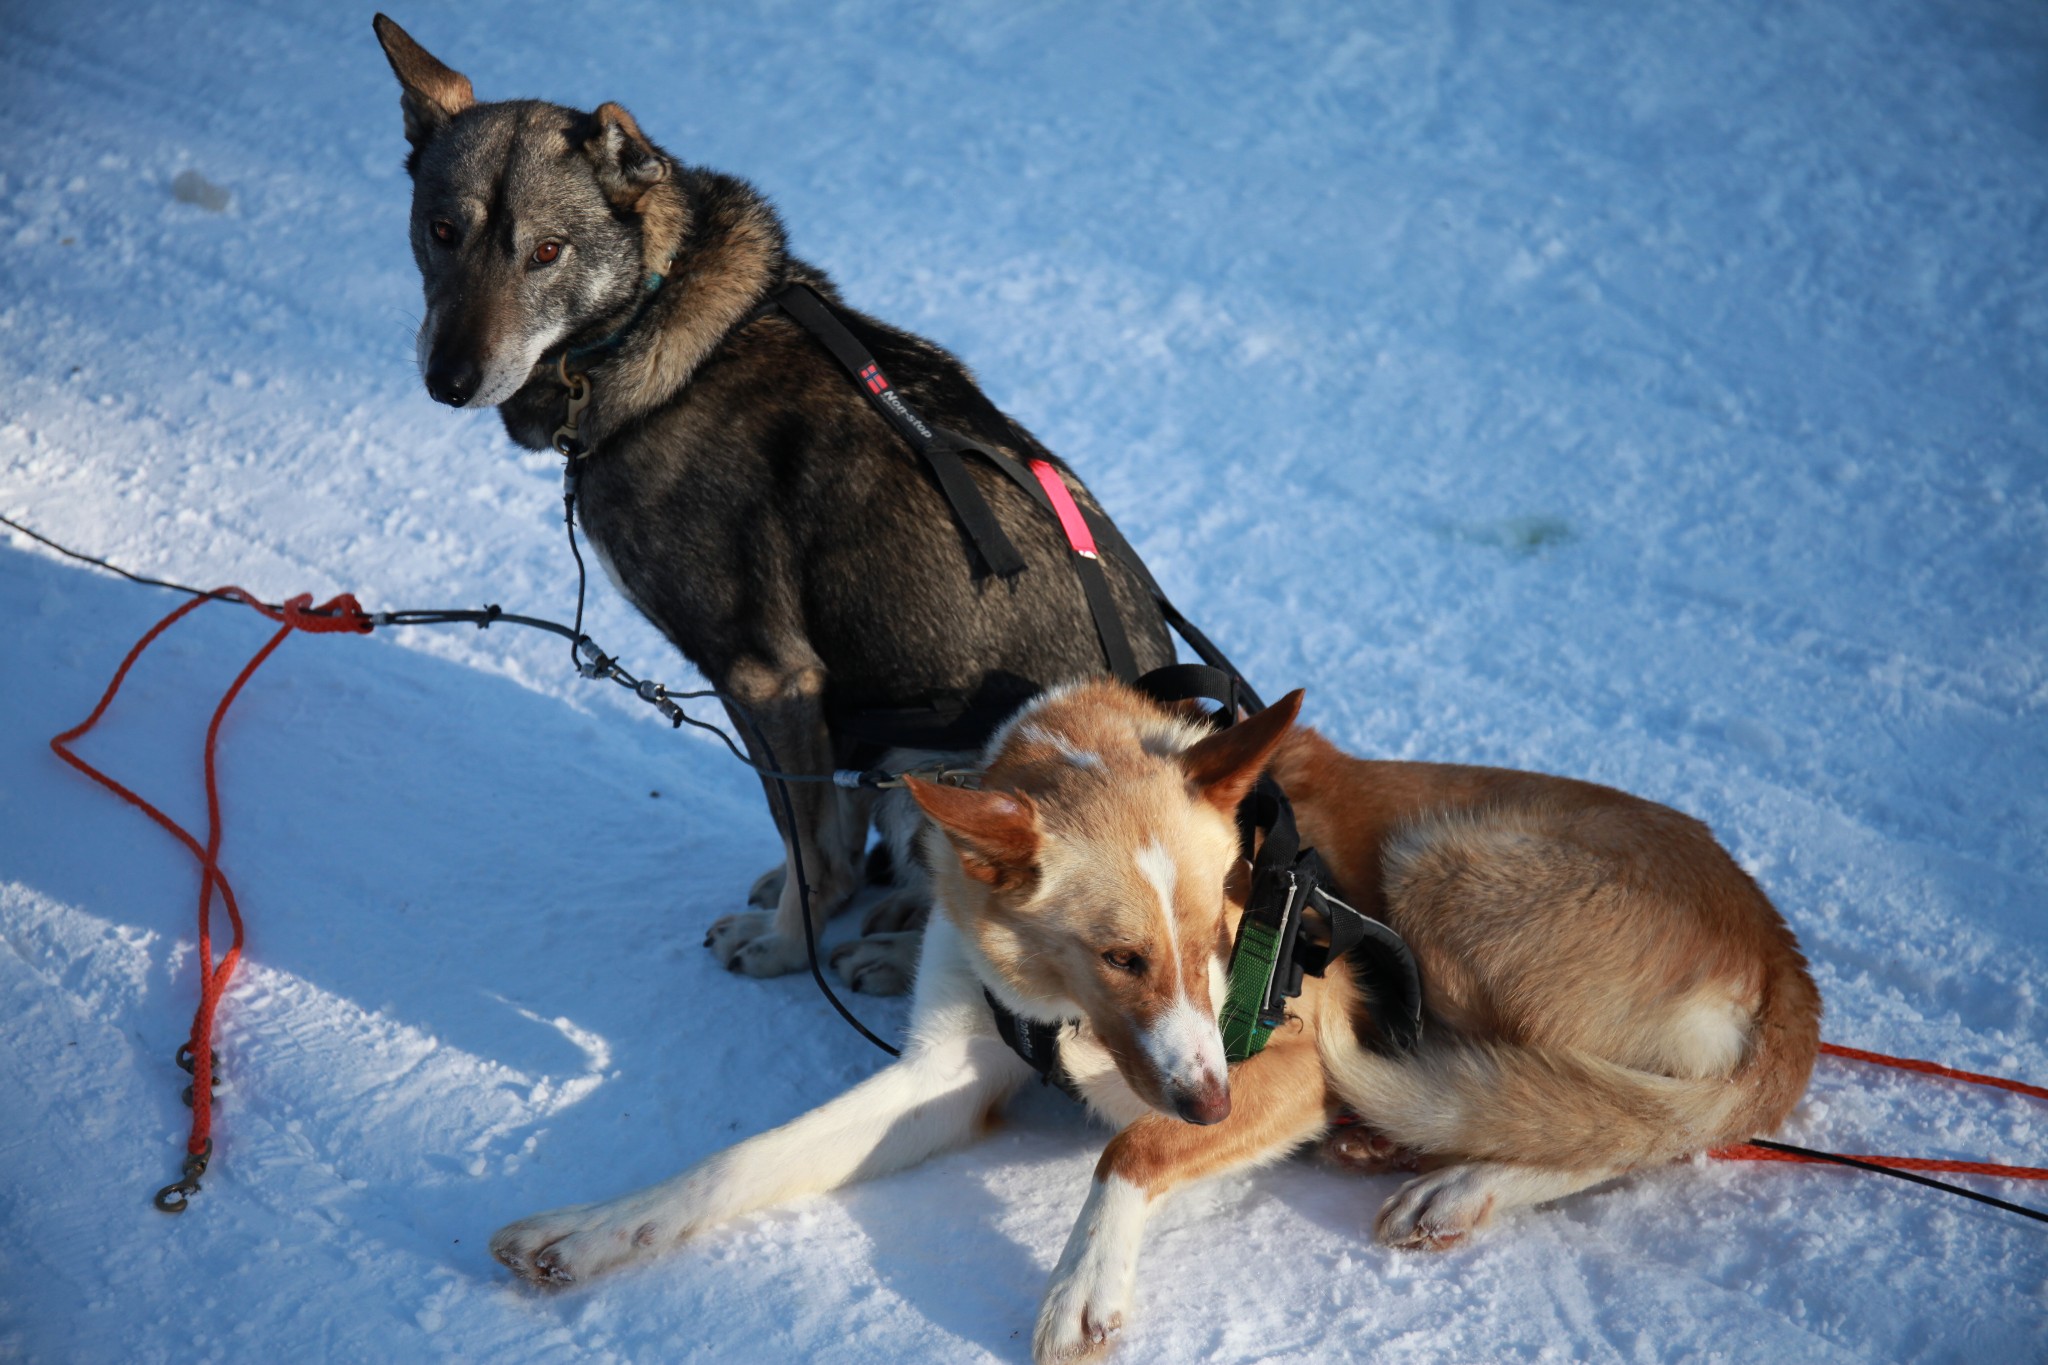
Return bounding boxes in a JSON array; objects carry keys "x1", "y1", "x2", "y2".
[
  {"x1": 491, "y1": 1217, "x2": 588, "y2": 1287},
  {"x1": 705, "y1": 911, "x2": 809, "y2": 977},
  {"x1": 492, "y1": 1206, "x2": 664, "y2": 1286},
  {"x1": 1322, "y1": 1124, "x2": 1416, "y2": 1174},
  {"x1": 531, "y1": 1246, "x2": 578, "y2": 1285},
  {"x1": 858, "y1": 887, "x2": 929, "y2": 936},
  {"x1": 746, "y1": 865, "x2": 785, "y2": 910},
  {"x1": 830, "y1": 934, "x2": 917, "y2": 996},
  {"x1": 703, "y1": 910, "x2": 752, "y2": 954},
  {"x1": 1034, "y1": 1242, "x2": 1134, "y2": 1365},
  {"x1": 1373, "y1": 1165, "x2": 1497, "y2": 1251},
  {"x1": 1034, "y1": 1304, "x2": 1124, "y2": 1364}
]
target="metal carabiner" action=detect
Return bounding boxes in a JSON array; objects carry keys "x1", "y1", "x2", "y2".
[
  {"x1": 154, "y1": 1139, "x2": 212, "y2": 1214},
  {"x1": 552, "y1": 353, "x2": 593, "y2": 457}
]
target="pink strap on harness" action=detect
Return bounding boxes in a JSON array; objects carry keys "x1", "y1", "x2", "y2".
[{"x1": 1028, "y1": 459, "x2": 1099, "y2": 558}]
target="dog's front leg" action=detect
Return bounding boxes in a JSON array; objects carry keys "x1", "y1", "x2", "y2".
[
  {"x1": 705, "y1": 661, "x2": 866, "y2": 978},
  {"x1": 1033, "y1": 1038, "x2": 1328, "y2": 1364},
  {"x1": 493, "y1": 1028, "x2": 1031, "y2": 1286}
]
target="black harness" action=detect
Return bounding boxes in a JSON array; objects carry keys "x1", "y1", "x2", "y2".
[
  {"x1": 1219, "y1": 773, "x2": 1425, "y2": 1060},
  {"x1": 984, "y1": 989, "x2": 1084, "y2": 1101},
  {"x1": 760, "y1": 282, "x2": 1215, "y2": 699}
]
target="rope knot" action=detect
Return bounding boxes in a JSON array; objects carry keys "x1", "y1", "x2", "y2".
[{"x1": 280, "y1": 592, "x2": 374, "y2": 635}]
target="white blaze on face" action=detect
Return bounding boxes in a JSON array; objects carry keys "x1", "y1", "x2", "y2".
[
  {"x1": 1133, "y1": 839, "x2": 1180, "y2": 982},
  {"x1": 1018, "y1": 725, "x2": 1105, "y2": 771},
  {"x1": 414, "y1": 302, "x2": 563, "y2": 410},
  {"x1": 1133, "y1": 839, "x2": 1226, "y2": 1091},
  {"x1": 470, "y1": 325, "x2": 568, "y2": 409}
]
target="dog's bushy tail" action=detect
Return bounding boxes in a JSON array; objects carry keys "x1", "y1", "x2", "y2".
[
  {"x1": 1320, "y1": 954, "x2": 1819, "y2": 1172},
  {"x1": 1322, "y1": 1035, "x2": 1737, "y2": 1170}
]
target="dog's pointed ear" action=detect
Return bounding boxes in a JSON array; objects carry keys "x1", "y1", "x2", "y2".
[
  {"x1": 583, "y1": 103, "x2": 669, "y2": 208},
  {"x1": 906, "y1": 778, "x2": 1040, "y2": 892},
  {"x1": 373, "y1": 15, "x2": 475, "y2": 151},
  {"x1": 1178, "y1": 689, "x2": 1303, "y2": 814}
]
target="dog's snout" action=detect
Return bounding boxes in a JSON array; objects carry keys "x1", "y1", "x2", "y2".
[
  {"x1": 1173, "y1": 1078, "x2": 1231, "y2": 1126},
  {"x1": 425, "y1": 357, "x2": 482, "y2": 408}
]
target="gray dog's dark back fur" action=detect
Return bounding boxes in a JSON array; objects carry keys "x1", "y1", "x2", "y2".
[{"x1": 376, "y1": 14, "x2": 1173, "y2": 987}]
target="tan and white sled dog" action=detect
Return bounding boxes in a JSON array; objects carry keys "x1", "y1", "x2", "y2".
[{"x1": 493, "y1": 682, "x2": 1820, "y2": 1362}]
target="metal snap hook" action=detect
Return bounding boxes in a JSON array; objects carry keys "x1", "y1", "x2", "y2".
[{"x1": 153, "y1": 1139, "x2": 212, "y2": 1214}]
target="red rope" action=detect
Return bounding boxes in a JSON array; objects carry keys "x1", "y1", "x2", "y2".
[
  {"x1": 1814, "y1": 1039, "x2": 2048, "y2": 1102},
  {"x1": 1711, "y1": 1040, "x2": 2048, "y2": 1179},
  {"x1": 50, "y1": 588, "x2": 370, "y2": 1167},
  {"x1": 1710, "y1": 1144, "x2": 2048, "y2": 1180}
]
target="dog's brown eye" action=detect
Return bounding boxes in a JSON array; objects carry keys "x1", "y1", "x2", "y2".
[
  {"x1": 1103, "y1": 949, "x2": 1145, "y2": 975},
  {"x1": 430, "y1": 220, "x2": 456, "y2": 245},
  {"x1": 531, "y1": 239, "x2": 563, "y2": 266}
]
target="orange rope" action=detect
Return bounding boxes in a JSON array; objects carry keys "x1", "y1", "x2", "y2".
[
  {"x1": 1712, "y1": 1040, "x2": 2047, "y2": 1180},
  {"x1": 51, "y1": 588, "x2": 371, "y2": 1199},
  {"x1": 1816, "y1": 1040, "x2": 2048, "y2": 1102},
  {"x1": 1712, "y1": 1144, "x2": 2048, "y2": 1180}
]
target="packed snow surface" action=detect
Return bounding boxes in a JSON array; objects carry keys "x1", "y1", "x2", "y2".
[{"x1": 3, "y1": 1, "x2": 2045, "y2": 1360}]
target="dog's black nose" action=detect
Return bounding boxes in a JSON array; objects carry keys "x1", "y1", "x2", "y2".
[{"x1": 425, "y1": 358, "x2": 482, "y2": 408}]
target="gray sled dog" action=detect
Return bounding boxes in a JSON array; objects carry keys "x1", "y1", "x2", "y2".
[{"x1": 373, "y1": 15, "x2": 1172, "y2": 993}]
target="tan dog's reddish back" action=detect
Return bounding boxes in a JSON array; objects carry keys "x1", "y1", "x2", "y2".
[{"x1": 1263, "y1": 725, "x2": 1822, "y2": 1246}]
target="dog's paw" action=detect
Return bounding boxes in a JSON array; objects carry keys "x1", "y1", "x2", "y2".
[
  {"x1": 1033, "y1": 1176, "x2": 1145, "y2": 1365},
  {"x1": 829, "y1": 931, "x2": 920, "y2": 995},
  {"x1": 1373, "y1": 1164, "x2": 1499, "y2": 1251},
  {"x1": 746, "y1": 864, "x2": 785, "y2": 910},
  {"x1": 703, "y1": 910, "x2": 809, "y2": 977},
  {"x1": 858, "y1": 885, "x2": 930, "y2": 936},
  {"x1": 1032, "y1": 1279, "x2": 1126, "y2": 1365},
  {"x1": 490, "y1": 1198, "x2": 674, "y2": 1287},
  {"x1": 1321, "y1": 1123, "x2": 1419, "y2": 1175}
]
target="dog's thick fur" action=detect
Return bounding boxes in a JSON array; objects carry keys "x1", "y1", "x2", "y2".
[
  {"x1": 1270, "y1": 725, "x2": 1822, "y2": 1247},
  {"x1": 490, "y1": 681, "x2": 1820, "y2": 1362},
  {"x1": 373, "y1": 15, "x2": 1172, "y2": 993}
]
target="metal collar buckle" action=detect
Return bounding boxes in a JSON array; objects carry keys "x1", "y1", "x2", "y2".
[{"x1": 553, "y1": 352, "x2": 592, "y2": 458}]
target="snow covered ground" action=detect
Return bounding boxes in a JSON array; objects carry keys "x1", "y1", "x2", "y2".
[{"x1": 4, "y1": 0, "x2": 2045, "y2": 1359}]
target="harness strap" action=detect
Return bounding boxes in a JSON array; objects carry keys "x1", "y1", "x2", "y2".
[
  {"x1": 986, "y1": 462, "x2": 1265, "y2": 708},
  {"x1": 984, "y1": 989, "x2": 1083, "y2": 1100},
  {"x1": 1133, "y1": 662, "x2": 1261, "y2": 725},
  {"x1": 968, "y1": 439, "x2": 1252, "y2": 701},
  {"x1": 1133, "y1": 669, "x2": 1424, "y2": 1063},
  {"x1": 765, "y1": 280, "x2": 1267, "y2": 732},
  {"x1": 769, "y1": 284, "x2": 1028, "y2": 579},
  {"x1": 1082, "y1": 510, "x2": 1266, "y2": 712},
  {"x1": 1026, "y1": 459, "x2": 1141, "y2": 682},
  {"x1": 1218, "y1": 778, "x2": 1305, "y2": 1061},
  {"x1": 768, "y1": 284, "x2": 1168, "y2": 682},
  {"x1": 1219, "y1": 781, "x2": 1422, "y2": 1062}
]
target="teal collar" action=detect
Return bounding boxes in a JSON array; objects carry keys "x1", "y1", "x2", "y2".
[{"x1": 557, "y1": 265, "x2": 672, "y2": 373}]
